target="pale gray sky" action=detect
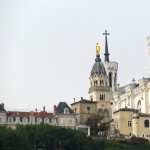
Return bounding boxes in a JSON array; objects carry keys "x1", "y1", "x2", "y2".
[{"x1": 0, "y1": 0, "x2": 150, "y2": 111}]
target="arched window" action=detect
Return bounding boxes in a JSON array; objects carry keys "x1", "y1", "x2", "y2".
[
  {"x1": 87, "y1": 106, "x2": 91, "y2": 113},
  {"x1": 100, "y1": 80, "x2": 104, "y2": 86},
  {"x1": 100, "y1": 94, "x2": 104, "y2": 101},
  {"x1": 100, "y1": 80, "x2": 102, "y2": 86},
  {"x1": 109, "y1": 72, "x2": 112, "y2": 88},
  {"x1": 137, "y1": 100, "x2": 141, "y2": 112},
  {"x1": 94, "y1": 80, "x2": 98, "y2": 86},
  {"x1": 144, "y1": 120, "x2": 149, "y2": 128}
]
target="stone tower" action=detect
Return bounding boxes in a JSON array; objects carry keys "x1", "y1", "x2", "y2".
[
  {"x1": 88, "y1": 43, "x2": 111, "y2": 102},
  {"x1": 88, "y1": 41, "x2": 113, "y2": 121},
  {"x1": 103, "y1": 30, "x2": 118, "y2": 92}
]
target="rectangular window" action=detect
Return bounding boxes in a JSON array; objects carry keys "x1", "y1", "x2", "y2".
[
  {"x1": 20, "y1": 117, "x2": 23, "y2": 122},
  {"x1": 8, "y1": 117, "x2": 11, "y2": 122},
  {"x1": 49, "y1": 118, "x2": 52, "y2": 123},
  {"x1": 13, "y1": 117, "x2": 16, "y2": 122},
  {"x1": 128, "y1": 121, "x2": 132, "y2": 127},
  {"x1": 35, "y1": 117, "x2": 37, "y2": 123},
  {"x1": 27, "y1": 117, "x2": 30, "y2": 122}
]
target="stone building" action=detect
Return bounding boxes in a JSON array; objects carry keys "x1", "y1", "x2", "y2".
[
  {"x1": 112, "y1": 77, "x2": 150, "y2": 139},
  {"x1": 0, "y1": 102, "x2": 76, "y2": 129},
  {"x1": 0, "y1": 30, "x2": 150, "y2": 139},
  {"x1": 71, "y1": 30, "x2": 117, "y2": 125},
  {"x1": 54, "y1": 102, "x2": 76, "y2": 128},
  {"x1": 71, "y1": 30, "x2": 150, "y2": 140}
]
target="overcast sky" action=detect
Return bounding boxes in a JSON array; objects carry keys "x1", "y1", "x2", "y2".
[{"x1": 0, "y1": 0, "x2": 150, "y2": 111}]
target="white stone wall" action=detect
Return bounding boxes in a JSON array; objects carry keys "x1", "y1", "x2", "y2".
[
  {"x1": 0, "y1": 112, "x2": 7, "y2": 124},
  {"x1": 113, "y1": 78, "x2": 150, "y2": 115}
]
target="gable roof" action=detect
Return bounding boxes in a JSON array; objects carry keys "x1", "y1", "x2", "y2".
[{"x1": 55, "y1": 102, "x2": 73, "y2": 114}]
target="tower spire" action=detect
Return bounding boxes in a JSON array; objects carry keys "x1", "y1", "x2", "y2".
[{"x1": 103, "y1": 30, "x2": 110, "y2": 62}]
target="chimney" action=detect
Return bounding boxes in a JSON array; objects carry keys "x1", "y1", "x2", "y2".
[
  {"x1": 35, "y1": 108, "x2": 37, "y2": 112},
  {"x1": 81, "y1": 97, "x2": 83, "y2": 100},
  {"x1": 73, "y1": 98, "x2": 75, "y2": 103},
  {"x1": 43, "y1": 106, "x2": 46, "y2": 112},
  {"x1": 53, "y1": 105, "x2": 57, "y2": 114}
]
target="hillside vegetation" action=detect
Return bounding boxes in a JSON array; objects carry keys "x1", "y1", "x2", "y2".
[{"x1": 0, "y1": 125, "x2": 149, "y2": 150}]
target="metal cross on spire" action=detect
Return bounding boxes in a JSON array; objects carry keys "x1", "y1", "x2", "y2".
[
  {"x1": 102, "y1": 30, "x2": 110, "y2": 62},
  {"x1": 103, "y1": 29, "x2": 110, "y2": 37}
]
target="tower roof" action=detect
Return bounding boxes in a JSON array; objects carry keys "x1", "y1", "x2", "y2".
[
  {"x1": 90, "y1": 60, "x2": 107, "y2": 76},
  {"x1": 90, "y1": 43, "x2": 107, "y2": 77}
]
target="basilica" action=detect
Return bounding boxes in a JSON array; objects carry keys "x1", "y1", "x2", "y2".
[
  {"x1": 72, "y1": 30, "x2": 150, "y2": 139},
  {"x1": 0, "y1": 30, "x2": 150, "y2": 140}
]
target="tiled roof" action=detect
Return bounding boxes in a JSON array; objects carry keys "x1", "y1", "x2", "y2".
[
  {"x1": 113, "y1": 108, "x2": 139, "y2": 114},
  {"x1": 90, "y1": 59, "x2": 107, "y2": 77},
  {"x1": 7, "y1": 111, "x2": 53, "y2": 117},
  {"x1": 55, "y1": 102, "x2": 73, "y2": 114},
  {"x1": 71, "y1": 99, "x2": 96, "y2": 105}
]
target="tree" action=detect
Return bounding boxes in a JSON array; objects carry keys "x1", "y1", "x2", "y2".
[{"x1": 86, "y1": 114, "x2": 104, "y2": 136}]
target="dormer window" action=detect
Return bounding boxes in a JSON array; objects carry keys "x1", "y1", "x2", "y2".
[{"x1": 64, "y1": 107, "x2": 69, "y2": 114}]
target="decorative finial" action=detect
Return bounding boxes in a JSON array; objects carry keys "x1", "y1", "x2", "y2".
[{"x1": 96, "y1": 42, "x2": 101, "y2": 55}]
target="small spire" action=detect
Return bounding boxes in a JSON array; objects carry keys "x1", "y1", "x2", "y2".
[{"x1": 102, "y1": 30, "x2": 110, "y2": 62}]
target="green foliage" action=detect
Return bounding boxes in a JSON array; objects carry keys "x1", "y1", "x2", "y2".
[
  {"x1": 129, "y1": 136, "x2": 149, "y2": 144},
  {"x1": 0, "y1": 125, "x2": 104, "y2": 150},
  {"x1": 0, "y1": 125, "x2": 150, "y2": 150}
]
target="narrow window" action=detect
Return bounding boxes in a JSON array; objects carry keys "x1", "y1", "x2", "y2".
[
  {"x1": 87, "y1": 106, "x2": 90, "y2": 113},
  {"x1": 27, "y1": 117, "x2": 30, "y2": 122},
  {"x1": 49, "y1": 118, "x2": 52, "y2": 123},
  {"x1": 100, "y1": 94, "x2": 103, "y2": 101},
  {"x1": 103, "y1": 94, "x2": 105, "y2": 100},
  {"x1": 94, "y1": 80, "x2": 98, "y2": 86},
  {"x1": 102, "y1": 80, "x2": 104, "y2": 85},
  {"x1": 128, "y1": 121, "x2": 132, "y2": 127},
  {"x1": 100, "y1": 80, "x2": 102, "y2": 86},
  {"x1": 20, "y1": 117, "x2": 23, "y2": 122},
  {"x1": 13, "y1": 116, "x2": 16, "y2": 122},
  {"x1": 35, "y1": 117, "x2": 37, "y2": 124},
  {"x1": 109, "y1": 72, "x2": 112, "y2": 88},
  {"x1": 144, "y1": 120, "x2": 149, "y2": 128}
]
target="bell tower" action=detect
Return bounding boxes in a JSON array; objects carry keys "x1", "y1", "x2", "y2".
[
  {"x1": 103, "y1": 30, "x2": 118, "y2": 91},
  {"x1": 88, "y1": 42, "x2": 113, "y2": 121},
  {"x1": 88, "y1": 43, "x2": 111, "y2": 103}
]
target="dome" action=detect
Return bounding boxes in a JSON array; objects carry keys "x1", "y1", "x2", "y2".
[{"x1": 90, "y1": 55, "x2": 107, "y2": 76}]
